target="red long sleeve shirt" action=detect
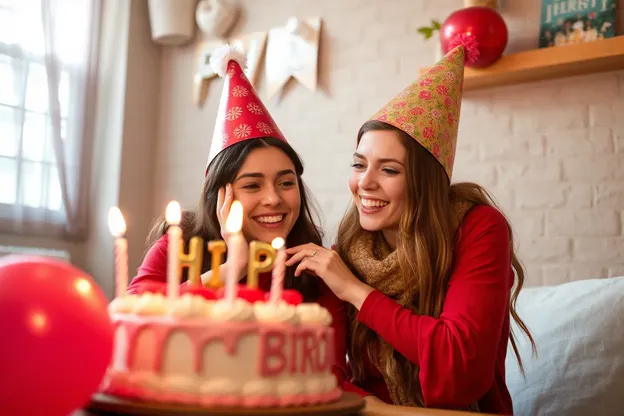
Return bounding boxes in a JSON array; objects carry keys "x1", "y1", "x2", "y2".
[
  {"x1": 348, "y1": 205, "x2": 514, "y2": 414},
  {"x1": 125, "y1": 234, "x2": 358, "y2": 394}
]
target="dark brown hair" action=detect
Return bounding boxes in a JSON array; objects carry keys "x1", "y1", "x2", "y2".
[
  {"x1": 146, "y1": 137, "x2": 323, "y2": 301},
  {"x1": 336, "y1": 120, "x2": 537, "y2": 404}
]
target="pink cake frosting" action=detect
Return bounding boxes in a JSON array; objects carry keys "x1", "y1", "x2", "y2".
[{"x1": 99, "y1": 291, "x2": 341, "y2": 408}]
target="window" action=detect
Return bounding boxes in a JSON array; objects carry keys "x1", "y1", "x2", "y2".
[{"x1": 0, "y1": 0, "x2": 99, "y2": 237}]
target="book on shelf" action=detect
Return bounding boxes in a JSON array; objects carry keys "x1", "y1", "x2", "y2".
[{"x1": 538, "y1": 0, "x2": 617, "y2": 48}]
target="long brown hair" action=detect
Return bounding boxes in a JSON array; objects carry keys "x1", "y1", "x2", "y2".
[
  {"x1": 336, "y1": 121, "x2": 537, "y2": 404},
  {"x1": 146, "y1": 137, "x2": 324, "y2": 301}
]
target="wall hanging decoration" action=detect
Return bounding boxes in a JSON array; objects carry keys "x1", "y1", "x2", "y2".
[
  {"x1": 265, "y1": 16, "x2": 322, "y2": 100},
  {"x1": 195, "y1": 0, "x2": 240, "y2": 39},
  {"x1": 193, "y1": 32, "x2": 268, "y2": 107},
  {"x1": 193, "y1": 39, "x2": 229, "y2": 107},
  {"x1": 230, "y1": 31, "x2": 268, "y2": 86},
  {"x1": 440, "y1": 0, "x2": 508, "y2": 68},
  {"x1": 147, "y1": 0, "x2": 197, "y2": 46}
]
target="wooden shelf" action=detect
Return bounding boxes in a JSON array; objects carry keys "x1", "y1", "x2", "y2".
[{"x1": 419, "y1": 36, "x2": 624, "y2": 91}]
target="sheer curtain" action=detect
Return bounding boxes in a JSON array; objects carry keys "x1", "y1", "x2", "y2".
[{"x1": 0, "y1": 0, "x2": 100, "y2": 239}]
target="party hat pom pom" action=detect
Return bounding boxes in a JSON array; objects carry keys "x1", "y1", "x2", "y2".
[
  {"x1": 449, "y1": 33, "x2": 480, "y2": 64},
  {"x1": 209, "y1": 44, "x2": 247, "y2": 78}
]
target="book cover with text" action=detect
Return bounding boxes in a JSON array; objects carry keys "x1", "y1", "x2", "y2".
[{"x1": 539, "y1": 0, "x2": 617, "y2": 48}]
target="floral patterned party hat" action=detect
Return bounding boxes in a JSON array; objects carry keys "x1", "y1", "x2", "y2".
[
  {"x1": 206, "y1": 44, "x2": 287, "y2": 175},
  {"x1": 367, "y1": 35, "x2": 479, "y2": 179}
]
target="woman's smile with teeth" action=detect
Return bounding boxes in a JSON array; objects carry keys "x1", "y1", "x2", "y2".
[
  {"x1": 255, "y1": 215, "x2": 284, "y2": 223},
  {"x1": 361, "y1": 198, "x2": 389, "y2": 208}
]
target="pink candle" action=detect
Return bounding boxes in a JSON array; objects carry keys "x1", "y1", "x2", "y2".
[
  {"x1": 269, "y1": 237, "x2": 286, "y2": 303},
  {"x1": 165, "y1": 201, "x2": 182, "y2": 300},
  {"x1": 108, "y1": 207, "x2": 128, "y2": 299},
  {"x1": 225, "y1": 200, "x2": 244, "y2": 304}
]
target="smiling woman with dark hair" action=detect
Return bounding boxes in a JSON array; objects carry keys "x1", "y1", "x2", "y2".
[{"x1": 126, "y1": 46, "x2": 356, "y2": 395}]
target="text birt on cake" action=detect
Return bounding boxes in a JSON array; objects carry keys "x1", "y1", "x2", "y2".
[{"x1": 538, "y1": 0, "x2": 617, "y2": 48}]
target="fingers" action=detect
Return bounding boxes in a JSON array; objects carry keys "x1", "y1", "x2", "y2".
[
  {"x1": 285, "y1": 243, "x2": 317, "y2": 255},
  {"x1": 285, "y1": 244, "x2": 324, "y2": 266},
  {"x1": 295, "y1": 257, "x2": 318, "y2": 277},
  {"x1": 217, "y1": 184, "x2": 233, "y2": 225},
  {"x1": 285, "y1": 248, "x2": 318, "y2": 267},
  {"x1": 216, "y1": 186, "x2": 225, "y2": 219}
]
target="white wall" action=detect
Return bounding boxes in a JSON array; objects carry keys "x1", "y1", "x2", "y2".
[{"x1": 152, "y1": 0, "x2": 623, "y2": 287}]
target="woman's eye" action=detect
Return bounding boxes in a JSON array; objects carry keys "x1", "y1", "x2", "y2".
[
  {"x1": 242, "y1": 183, "x2": 260, "y2": 190},
  {"x1": 383, "y1": 168, "x2": 399, "y2": 175},
  {"x1": 351, "y1": 162, "x2": 365, "y2": 169},
  {"x1": 280, "y1": 180, "x2": 296, "y2": 187}
]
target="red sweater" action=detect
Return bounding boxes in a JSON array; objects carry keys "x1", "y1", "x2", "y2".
[
  {"x1": 342, "y1": 205, "x2": 514, "y2": 414},
  {"x1": 126, "y1": 234, "x2": 355, "y2": 395}
]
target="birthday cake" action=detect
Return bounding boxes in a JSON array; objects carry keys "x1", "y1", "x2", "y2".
[{"x1": 98, "y1": 289, "x2": 341, "y2": 408}]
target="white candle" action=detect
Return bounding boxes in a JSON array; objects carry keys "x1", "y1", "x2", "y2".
[
  {"x1": 166, "y1": 201, "x2": 182, "y2": 300},
  {"x1": 225, "y1": 200, "x2": 244, "y2": 304},
  {"x1": 108, "y1": 207, "x2": 128, "y2": 299},
  {"x1": 270, "y1": 237, "x2": 286, "y2": 303}
]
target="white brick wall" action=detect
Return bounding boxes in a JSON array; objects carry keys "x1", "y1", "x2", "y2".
[{"x1": 154, "y1": 0, "x2": 624, "y2": 286}]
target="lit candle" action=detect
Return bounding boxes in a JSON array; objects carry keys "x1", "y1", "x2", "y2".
[
  {"x1": 166, "y1": 201, "x2": 182, "y2": 300},
  {"x1": 108, "y1": 207, "x2": 128, "y2": 299},
  {"x1": 224, "y1": 200, "x2": 244, "y2": 304},
  {"x1": 269, "y1": 237, "x2": 286, "y2": 303},
  {"x1": 206, "y1": 240, "x2": 226, "y2": 288},
  {"x1": 247, "y1": 241, "x2": 276, "y2": 290}
]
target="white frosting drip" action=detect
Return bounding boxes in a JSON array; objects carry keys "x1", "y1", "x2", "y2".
[
  {"x1": 295, "y1": 303, "x2": 332, "y2": 326},
  {"x1": 305, "y1": 377, "x2": 325, "y2": 394},
  {"x1": 322, "y1": 374, "x2": 337, "y2": 392},
  {"x1": 211, "y1": 298, "x2": 254, "y2": 322},
  {"x1": 133, "y1": 292, "x2": 167, "y2": 316},
  {"x1": 253, "y1": 301, "x2": 298, "y2": 324},
  {"x1": 167, "y1": 294, "x2": 213, "y2": 318},
  {"x1": 276, "y1": 377, "x2": 305, "y2": 396},
  {"x1": 199, "y1": 378, "x2": 240, "y2": 396},
  {"x1": 242, "y1": 379, "x2": 275, "y2": 397},
  {"x1": 108, "y1": 295, "x2": 139, "y2": 314},
  {"x1": 162, "y1": 375, "x2": 199, "y2": 394}
]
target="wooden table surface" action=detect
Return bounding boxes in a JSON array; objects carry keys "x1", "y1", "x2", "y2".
[
  {"x1": 360, "y1": 402, "x2": 485, "y2": 416},
  {"x1": 75, "y1": 405, "x2": 483, "y2": 416},
  {"x1": 74, "y1": 393, "x2": 486, "y2": 416}
]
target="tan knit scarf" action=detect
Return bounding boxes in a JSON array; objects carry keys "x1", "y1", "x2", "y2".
[{"x1": 346, "y1": 199, "x2": 480, "y2": 411}]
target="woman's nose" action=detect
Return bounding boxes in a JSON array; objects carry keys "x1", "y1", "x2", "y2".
[
  {"x1": 358, "y1": 170, "x2": 377, "y2": 190},
  {"x1": 261, "y1": 186, "x2": 281, "y2": 206}
]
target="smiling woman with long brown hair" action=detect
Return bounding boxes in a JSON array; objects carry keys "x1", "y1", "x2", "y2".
[{"x1": 285, "y1": 43, "x2": 536, "y2": 414}]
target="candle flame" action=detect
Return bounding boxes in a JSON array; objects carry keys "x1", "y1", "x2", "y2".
[
  {"x1": 108, "y1": 206, "x2": 126, "y2": 237},
  {"x1": 225, "y1": 200, "x2": 243, "y2": 233},
  {"x1": 166, "y1": 201, "x2": 181, "y2": 225},
  {"x1": 271, "y1": 237, "x2": 285, "y2": 250}
]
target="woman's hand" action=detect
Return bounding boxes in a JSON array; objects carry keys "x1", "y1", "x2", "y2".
[
  {"x1": 285, "y1": 243, "x2": 374, "y2": 309},
  {"x1": 216, "y1": 184, "x2": 248, "y2": 281}
]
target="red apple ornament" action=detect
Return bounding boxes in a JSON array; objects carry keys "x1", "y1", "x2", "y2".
[
  {"x1": 440, "y1": 6, "x2": 508, "y2": 68},
  {"x1": 0, "y1": 255, "x2": 114, "y2": 416}
]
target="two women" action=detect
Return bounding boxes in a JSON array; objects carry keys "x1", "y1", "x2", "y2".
[{"x1": 129, "y1": 43, "x2": 534, "y2": 414}]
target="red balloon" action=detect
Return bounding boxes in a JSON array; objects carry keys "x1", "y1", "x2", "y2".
[
  {"x1": 0, "y1": 255, "x2": 114, "y2": 416},
  {"x1": 440, "y1": 6, "x2": 508, "y2": 68}
]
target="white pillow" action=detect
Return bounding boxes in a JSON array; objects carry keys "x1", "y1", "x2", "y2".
[{"x1": 505, "y1": 276, "x2": 624, "y2": 416}]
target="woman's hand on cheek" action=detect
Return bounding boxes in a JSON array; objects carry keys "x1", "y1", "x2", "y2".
[
  {"x1": 217, "y1": 184, "x2": 248, "y2": 281},
  {"x1": 285, "y1": 244, "x2": 374, "y2": 309}
]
